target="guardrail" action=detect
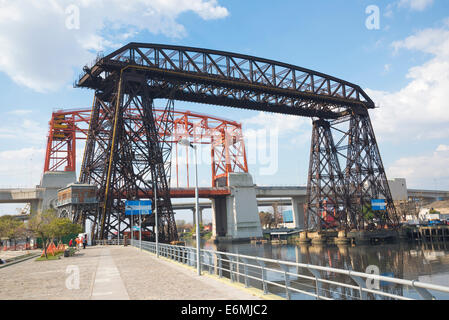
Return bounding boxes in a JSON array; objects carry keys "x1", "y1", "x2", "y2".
[
  {"x1": 95, "y1": 239, "x2": 124, "y2": 246},
  {"x1": 96, "y1": 239, "x2": 449, "y2": 300},
  {"x1": 123, "y1": 240, "x2": 449, "y2": 300}
]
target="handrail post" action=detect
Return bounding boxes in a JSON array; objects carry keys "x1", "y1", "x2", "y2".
[
  {"x1": 207, "y1": 252, "x2": 213, "y2": 274},
  {"x1": 279, "y1": 264, "x2": 291, "y2": 300},
  {"x1": 256, "y1": 260, "x2": 268, "y2": 295},
  {"x1": 227, "y1": 255, "x2": 235, "y2": 282},
  {"x1": 308, "y1": 268, "x2": 323, "y2": 300},
  {"x1": 218, "y1": 253, "x2": 223, "y2": 278},
  {"x1": 412, "y1": 281, "x2": 435, "y2": 300},
  {"x1": 241, "y1": 258, "x2": 250, "y2": 288},
  {"x1": 349, "y1": 274, "x2": 368, "y2": 300}
]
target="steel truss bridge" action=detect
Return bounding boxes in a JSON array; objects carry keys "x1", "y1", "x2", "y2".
[
  {"x1": 74, "y1": 42, "x2": 397, "y2": 241},
  {"x1": 44, "y1": 108, "x2": 247, "y2": 188}
]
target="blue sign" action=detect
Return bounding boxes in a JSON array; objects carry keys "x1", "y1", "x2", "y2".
[
  {"x1": 380, "y1": 272, "x2": 395, "y2": 287},
  {"x1": 282, "y1": 210, "x2": 294, "y2": 223},
  {"x1": 125, "y1": 200, "x2": 152, "y2": 216},
  {"x1": 371, "y1": 199, "x2": 386, "y2": 211}
]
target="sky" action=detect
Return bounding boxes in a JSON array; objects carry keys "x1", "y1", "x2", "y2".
[{"x1": 0, "y1": 0, "x2": 449, "y2": 220}]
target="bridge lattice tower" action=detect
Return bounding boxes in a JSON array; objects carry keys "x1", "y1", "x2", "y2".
[{"x1": 80, "y1": 72, "x2": 178, "y2": 242}]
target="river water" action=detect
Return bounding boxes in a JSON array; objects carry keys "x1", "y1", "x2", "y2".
[{"x1": 185, "y1": 239, "x2": 449, "y2": 300}]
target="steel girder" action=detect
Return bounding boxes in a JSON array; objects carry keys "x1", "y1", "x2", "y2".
[
  {"x1": 45, "y1": 107, "x2": 248, "y2": 188},
  {"x1": 80, "y1": 72, "x2": 178, "y2": 242},
  {"x1": 306, "y1": 110, "x2": 398, "y2": 231},
  {"x1": 306, "y1": 119, "x2": 348, "y2": 231},
  {"x1": 76, "y1": 43, "x2": 374, "y2": 119}
]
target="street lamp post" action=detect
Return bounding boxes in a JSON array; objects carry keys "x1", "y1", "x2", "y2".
[
  {"x1": 139, "y1": 209, "x2": 142, "y2": 251},
  {"x1": 154, "y1": 180, "x2": 159, "y2": 258},
  {"x1": 179, "y1": 138, "x2": 201, "y2": 276},
  {"x1": 147, "y1": 179, "x2": 159, "y2": 258}
]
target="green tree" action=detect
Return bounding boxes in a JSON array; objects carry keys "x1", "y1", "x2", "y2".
[
  {"x1": 259, "y1": 211, "x2": 274, "y2": 229},
  {"x1": 28, "y1": 210, "x2": 83, "y2": 259},
  {"x1": 28, "y1": 210, "x2": 56, "y2": 258},
  {"x1": 50, "y1": 217, "x2": 83, "y2": 242},
  {"x1": 0, "y1": 215, "x2": 26, "y2": 250},
  {"x1": 362, "y1": 205, "x2": 375, "y2": 221}
]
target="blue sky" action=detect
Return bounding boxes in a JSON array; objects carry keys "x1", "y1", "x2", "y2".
[{"x1": 1, "y1": 0, "x2": 449, "y2": 218}]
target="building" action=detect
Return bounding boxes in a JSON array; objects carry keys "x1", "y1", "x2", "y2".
[{"x1": 56, "y1": 183, "x2": 98, "y2": 222}]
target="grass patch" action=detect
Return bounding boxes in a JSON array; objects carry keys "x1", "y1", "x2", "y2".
[{"x1": 35, "y1": 252, "x2": 63, "y2": 261}]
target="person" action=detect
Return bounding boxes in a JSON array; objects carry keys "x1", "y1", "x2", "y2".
[
  {"x1": 69, "y1": 238, "x2": 73, "y2": 247},
  {"x1": 82, "y1": 236, "x2": 87, "y2": 249},
  {"x1": 75, "y1": 237, "x2": 80, "y2": 250}
]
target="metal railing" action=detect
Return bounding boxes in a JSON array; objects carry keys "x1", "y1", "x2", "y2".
[
  {"x1": 95, "y1": 239, "x2": 124, "y2": 246},
  {"x1": 112, "y1": 240, "x2": 449, "y2": 300}
]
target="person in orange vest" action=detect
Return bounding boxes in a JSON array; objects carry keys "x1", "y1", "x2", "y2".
[{"x1": 75, "y1": 237, "x2": 81, "y2": 250}]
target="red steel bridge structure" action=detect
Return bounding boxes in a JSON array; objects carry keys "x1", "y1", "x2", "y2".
[
  {"x1": 44, "y1": 107, "x2": 247, "y2": 191},
  {"x1": 72, "y1": 42, "x2": 398, "y2": 241}
]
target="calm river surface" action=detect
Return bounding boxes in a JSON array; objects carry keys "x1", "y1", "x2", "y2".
[{"x1": 185, "y1": 239, "x2": 449, "y2": 300}]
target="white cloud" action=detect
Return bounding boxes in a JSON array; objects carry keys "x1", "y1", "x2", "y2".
[
  {"x1": 0, "y1": 117, "x2": 47, "y2": 145},
  {"x1": 367, "y1": 24, "x2": 449, "y2": 141},
  {"x1": 387, "y1": 145, "x2": 449, "y2": 189},
  {"x1": 6, "y1": 109, "x2": 32, "y2": 115},
  {"x1": 242, "y1": 112, "x2": 309, "y2": 136},
  {"x1": 0, "y1": 147, "x2": 45, "y2": 187},
  {"x1": 397, "y1": 0, "x2": 434, "y2": 11},
  {"x1": 0, "y1": 0, "x2": 229, "y2": 92},
  {"x1": 436, "y1": 144, "x2": 449, "y2": 152}
]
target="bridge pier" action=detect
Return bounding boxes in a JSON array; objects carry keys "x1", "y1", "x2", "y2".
[
  {"x1": 40, "y1": 171, "x2": 77, "y2": 212},
  {"x1": 291, "y1": 196, "x2": 306, "y2": 229},
  {"x1": 212, "y1": 173, "x2": 263, "y2": 243},
  {"x1": 192, "y1": 207, "x2": 203, "y2": 226}
]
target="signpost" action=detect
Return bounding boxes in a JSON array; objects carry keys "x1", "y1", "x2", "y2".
[{"x1": 125, "y1": 200, "x2": 152, "y2": 250}]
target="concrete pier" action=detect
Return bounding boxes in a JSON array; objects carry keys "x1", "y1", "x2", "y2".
[{"x1": 212, "y1": 173, "x2": 263, "y2": 243}]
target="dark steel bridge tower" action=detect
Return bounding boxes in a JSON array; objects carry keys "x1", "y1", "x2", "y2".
[
  {"x1": 78, "y1": 69, "x2": 178, "y2": 242},
  {"x1": 306, "y1": 107, "x2": 397, "y2": 231}
]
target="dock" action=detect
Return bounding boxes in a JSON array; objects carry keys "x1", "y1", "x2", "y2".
[{"x1": 408, "y1": 225, "x2": 449, "y2": 242}]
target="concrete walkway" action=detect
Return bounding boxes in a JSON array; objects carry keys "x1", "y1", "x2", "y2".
[
  {"x1": 0, "y1": 245, "x2": 262, "y2": 300},
  {"x1": 91, "y1": 248, "x2": 130, "y2": 300},
  {"x1": 0, "y1": 249, "x2": 41, "y2": 261}
]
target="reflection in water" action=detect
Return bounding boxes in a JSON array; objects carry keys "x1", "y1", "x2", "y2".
[{"x1": 188, "y1": 239, "x2": 449, "y2": 300}]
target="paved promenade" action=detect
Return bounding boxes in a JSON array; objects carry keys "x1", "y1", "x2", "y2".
[
  {"x1": 0, "y1": 249, "x2": 41, "y2": 261},
  {"x1": 0, "y1": 245, "x2": 262, "y2": 300}
]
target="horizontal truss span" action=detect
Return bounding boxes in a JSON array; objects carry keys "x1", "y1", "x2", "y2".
[{"x1": 77, "y1": 43, "x2": 374, "y2": 119}]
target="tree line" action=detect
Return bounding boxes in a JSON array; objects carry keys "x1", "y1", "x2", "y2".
[{"x1": 0, "y1": 209, "x2": 82, "y2": 258}]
